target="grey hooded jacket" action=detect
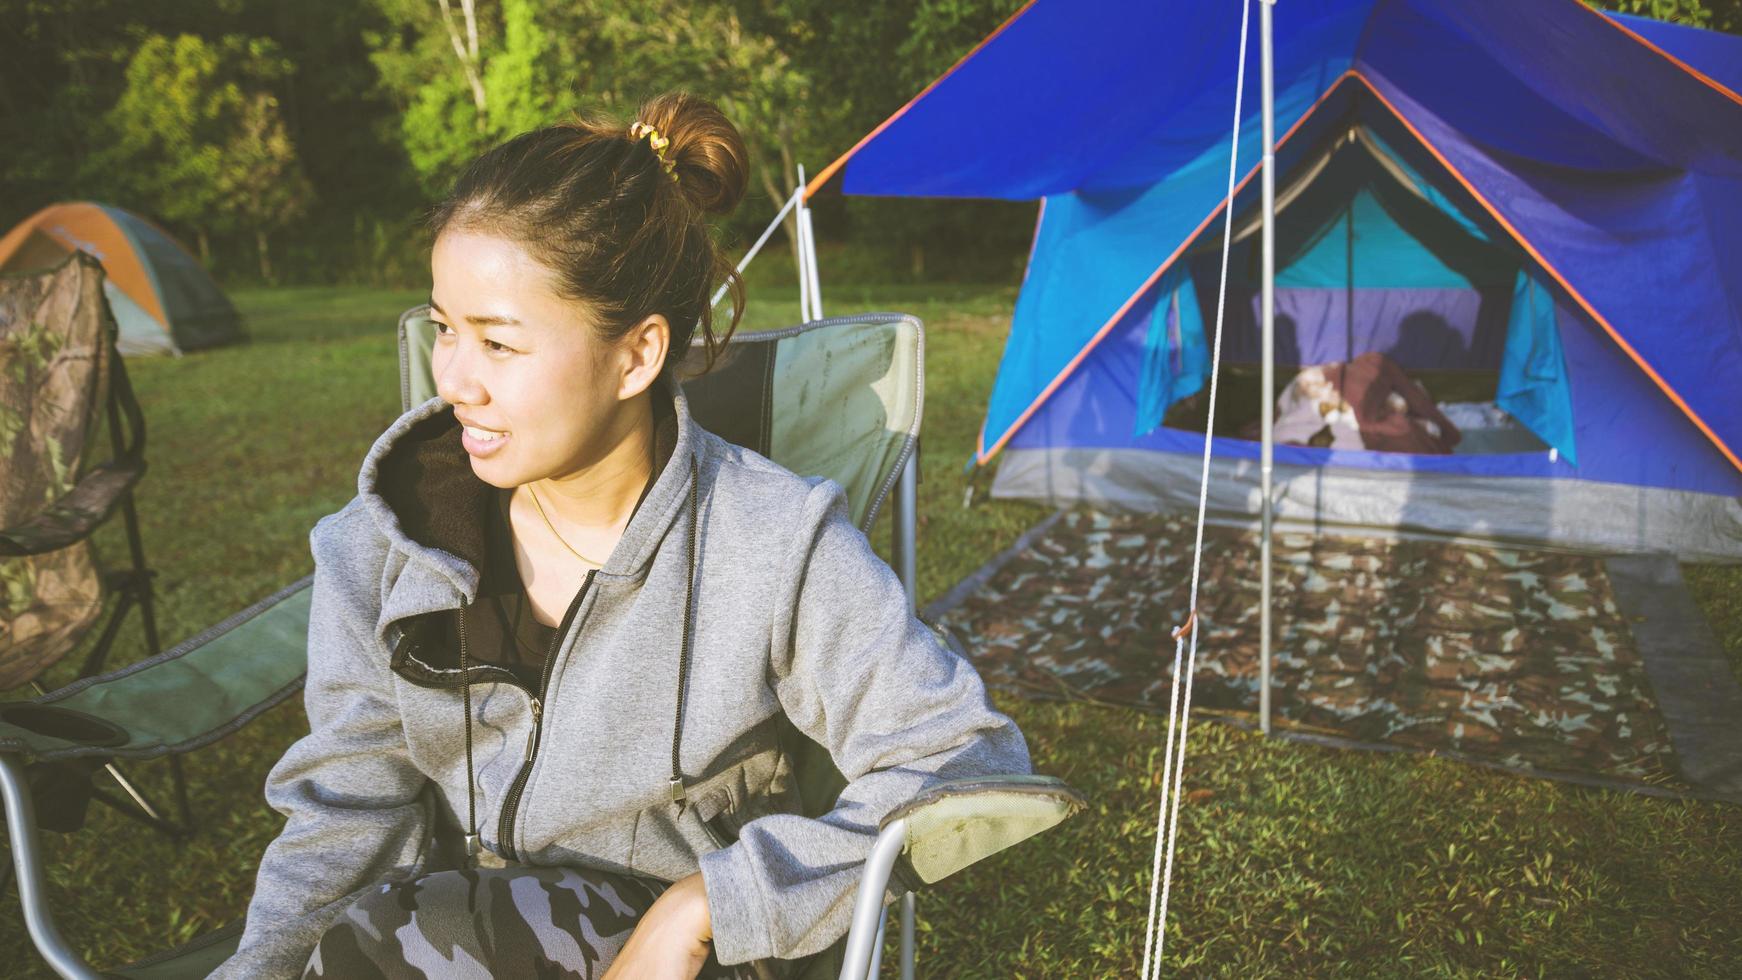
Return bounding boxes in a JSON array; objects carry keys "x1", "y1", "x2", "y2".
[{"x1": 210, "y1": 370, "x2": 1032, "y2": 977}]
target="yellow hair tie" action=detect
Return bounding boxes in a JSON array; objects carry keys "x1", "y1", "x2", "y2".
[{"x1": 629, "y1": 120, "x2": 679, "y2": 182}]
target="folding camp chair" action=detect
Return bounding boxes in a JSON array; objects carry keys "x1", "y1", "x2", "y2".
[
  {"x1": 0, "y1": 252, "x2": 190, "y2": 848},
  {"x1": 0, "y1": 308, "x2": 1085, "y2": 979}
]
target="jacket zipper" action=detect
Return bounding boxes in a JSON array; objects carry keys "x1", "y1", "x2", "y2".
[{"x1": 496, "y1": 567, "x2": 597, "y2": 862}]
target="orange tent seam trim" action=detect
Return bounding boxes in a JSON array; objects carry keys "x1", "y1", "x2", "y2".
[
  {"x1": 974, "y1": 70, "x2": 1358, "y2": 465},
  {"x1": 804, "y1": 0, "x2": 1043, "y2": 201},
  {"x1": 976, "y1": 69, "x2": 1742, "y2": 478}
]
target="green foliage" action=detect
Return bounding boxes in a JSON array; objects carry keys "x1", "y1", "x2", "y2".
[
  {"x1": 1596, "y1": 0, "x2": 1742, "y2": 32},
  {"x1": 728, "y1": 0, "x2": 1037, "y2": 278},
  {"x1": 82, "y1": 32, "x2": 313, "y2": 245},
  {"x1": 361, "y1": 0, "x2": 840, "y2": 258},
  {"x1": 3, "y1": 0, "x2": 1738, "y2": 286}
]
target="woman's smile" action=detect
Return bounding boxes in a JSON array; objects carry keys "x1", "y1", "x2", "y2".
[{"x1": 461, "y1": 423, "x2": 511, "y2": 457}]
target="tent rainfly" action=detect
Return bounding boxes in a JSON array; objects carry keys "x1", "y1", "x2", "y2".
[
  {"x1": 0, "y1": 202, "x2": 243, "y2": 357},
  {"x1": 815, "y1": 0, "x2": 1742, "y2": 562}
]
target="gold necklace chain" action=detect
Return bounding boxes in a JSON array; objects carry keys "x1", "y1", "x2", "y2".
[
  {"x1": 525, "y1": 483, "x2": 607, "y2": 567},
  {"x1": 523, "y1": 425, "x2": 659, "y2": 570}
]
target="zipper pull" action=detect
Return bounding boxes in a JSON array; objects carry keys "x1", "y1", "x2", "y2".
[{"x1": 523, "y1": 698, "x2": 542, "y2": 761}]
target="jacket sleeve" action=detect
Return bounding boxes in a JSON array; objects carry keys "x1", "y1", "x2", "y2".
[
  {"x1": 697, "y1": 479, "x2": 1034, "y2": 965},
  {"x1": 209, "y1": 514, "x2": 439, "y2": 979}
]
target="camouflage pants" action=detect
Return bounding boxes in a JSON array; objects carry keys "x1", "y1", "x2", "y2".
[{"x1": 301, "y1": 864, "x2": 760, "y2": 979}]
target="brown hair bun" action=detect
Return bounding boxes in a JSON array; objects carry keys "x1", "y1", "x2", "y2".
[{"x1": 634, "y1": 91, "x2": 750, "y2": 218}]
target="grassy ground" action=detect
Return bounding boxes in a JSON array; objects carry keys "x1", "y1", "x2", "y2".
[{"x1": 3, "y1": 281, "x2": 1740, "y2": 976}]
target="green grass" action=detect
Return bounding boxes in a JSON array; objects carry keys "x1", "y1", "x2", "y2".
[{"x1": 3, "y1": 283, "x2": 1740, "y2": 977}]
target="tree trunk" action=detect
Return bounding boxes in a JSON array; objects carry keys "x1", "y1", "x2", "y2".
[
  {"x1": 753, "y1": 123, "x2": 805, "y2": 294},
  {"x1": 197, "y1": 229, "x2": 211, "y2": 267},
  {"x1": 436, "y1": 0, "x2": 488, "y2": 131},
  {"x1": 257, "y1": 229, "x2": 273, "y2": 284}
]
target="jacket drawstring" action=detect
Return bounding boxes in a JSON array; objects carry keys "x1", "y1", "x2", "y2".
[
  {"x1": 669, "y1": 454, "x2": 699, "y2": 811},
  {"x1": 457, "y1": 593, "x2": 480, "y2": 864},
  {"x1": 455, "y1": 452, "x2": 699, "y2": 868}
]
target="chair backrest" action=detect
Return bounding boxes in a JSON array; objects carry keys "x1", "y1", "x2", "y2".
[
  {"x1": 0, "y1": 251, "x2": 118, "y2": 688},
  {"x1": 398, "y1": 308, "x2": 924, "y2": 535}
]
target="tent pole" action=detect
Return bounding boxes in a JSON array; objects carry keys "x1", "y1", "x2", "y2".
[
  {"x1": 799, "y1": 176, "x2": 826, "y2": 320},
  {"x1": 1259, "y1": 0, "x2": 1277, "y2": 737},
  {"x1": 712, "y1": 186, "x2": 804, "y2": 311},
  {"x1": 795, "y1": 164, "x2": 815, "y2": 322}
]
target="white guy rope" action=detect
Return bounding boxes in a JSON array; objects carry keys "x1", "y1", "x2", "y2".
[
  {"x1": 1139, "y1": 0, "x2": 1252, "y2": 975},
  {"x1": 710, "y1": 184, "x2": 806, "y2": 310}
]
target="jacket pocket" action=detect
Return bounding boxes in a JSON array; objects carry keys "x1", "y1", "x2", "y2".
[
  {"x1": 692, "y1": 784, "x2": 735, "y2": 850},
  {"x1": 626, "y1": 785, "x2": 732, "y2": 880},
  {"x1": 698, "y1": 808, "x2": 733, "y2": 850}
]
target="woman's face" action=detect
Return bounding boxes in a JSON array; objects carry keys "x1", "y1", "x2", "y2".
[{"x1": 428, "y1": 229, "x2": 666, "y2": 488}]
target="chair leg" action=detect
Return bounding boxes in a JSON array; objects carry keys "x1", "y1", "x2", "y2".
[
  {"x1": 76, "y1": 488, "x2": 161, "y2": 681},
  {"x1": 27, "y1": 682, "x2": 190, "y2": 841},
  {"x1": 87, "y1": 786, "x2": 186, "y2": 840},
  {"x1": 116, "y1": 490, "x2": 161, "y2": 656},
  {"x1": 867, "y1": 906, "x2": 888, "y2": 979},
  {"x1": 900, "y1": 891, "x2": 915, "y2": 980},
  {"x1": 73, "y1": 588, "x2": 136, "y2": 680},
  {"x1": 0, "y1": 755, "x2": 104, "y2": 979},
  {"x1": 839, "y1": 818, "x2": 907, "y2": 980},
  {"x1": 170, "y1": 754, "x2": 193, "y2": 831}
]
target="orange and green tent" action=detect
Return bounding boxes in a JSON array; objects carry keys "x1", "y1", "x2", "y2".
[{"x1": 0, "y1": 202, "x2": 242, "y2": 356}]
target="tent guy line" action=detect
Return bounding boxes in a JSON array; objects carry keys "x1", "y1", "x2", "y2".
[{"x1": 1141, "y1": 0, "x2": 1254, "y2": 972}]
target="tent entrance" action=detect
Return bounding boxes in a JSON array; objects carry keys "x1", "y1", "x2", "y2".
[{"x1": 1141, "y1": 121, "x2": 1562, "y2": 459}]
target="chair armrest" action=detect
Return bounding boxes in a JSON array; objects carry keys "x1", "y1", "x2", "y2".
[
  {"x1": 0, "y1": 576, "x2": 310, "y2": 764},
  {"x1": 839, "y1": 775, "x2": 1086, "y2": 980},
  {"x1": 0, "y1": 456, "x2": 146, "y2": 558},
  {"x1": 881, "y1": 773, "x2": 1087, "y2": 885}
]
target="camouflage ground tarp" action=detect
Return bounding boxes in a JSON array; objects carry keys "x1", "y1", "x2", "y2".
[
  {"x1": 0, "y1": 252, "x2": 115, "y2": 689},
  {"x1": 936, "y1": 508, "x2": 1679, "y2": 784}
]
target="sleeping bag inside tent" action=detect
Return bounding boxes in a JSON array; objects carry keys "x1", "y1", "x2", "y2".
[{"x1": 824, "y1": 0, "x2": 1742, "y2": 562}]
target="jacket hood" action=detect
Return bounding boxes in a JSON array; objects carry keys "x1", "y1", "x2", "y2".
[{"x1": 354, "y1": 369, "x2": 697, "y2": 607}]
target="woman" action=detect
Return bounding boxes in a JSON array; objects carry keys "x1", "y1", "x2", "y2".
[{"x1": 210, "y1": 92, "x2": 1032, "y2": 980}]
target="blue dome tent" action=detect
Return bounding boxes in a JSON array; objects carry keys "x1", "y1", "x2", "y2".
[{"x1": 814, "y1": 0, "x2": 1742, "y2": 561}]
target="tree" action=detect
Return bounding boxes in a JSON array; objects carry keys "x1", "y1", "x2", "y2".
[
  {"x1": 730, "y1": 0, "x2": 1036, "y2": 280},
  {"x1": 1595, "y1": 0, "x2": 1742, "y2": 32},
  {"x1": 362, "y1": 0, "x2": 830, "y2": 268},
  {"x1": 84, "y1": 33, "x2": 314, "y2": 280}
]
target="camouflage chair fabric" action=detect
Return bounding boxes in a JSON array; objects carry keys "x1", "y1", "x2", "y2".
[{"x1": 0, "y1": 251, "x2": 122, "y2": 690}]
